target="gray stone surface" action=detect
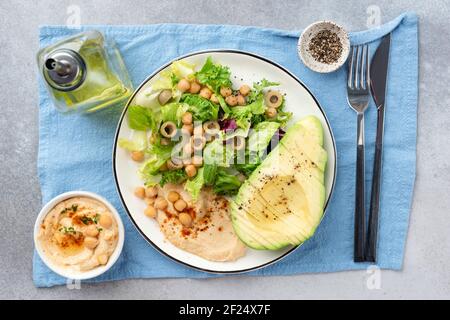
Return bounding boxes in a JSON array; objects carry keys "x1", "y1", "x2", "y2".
[{"x1": 0, "y1": 0, "x2": 449, "y2": 300}]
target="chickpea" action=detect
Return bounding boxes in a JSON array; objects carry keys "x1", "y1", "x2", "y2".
[
  {"x1": 220, "y1": 86, "x2": 232, "y2": 97},
  {"x1": 210, "y1": 93, "x2": 219, "y2": 104},
  {"x1": 179, "y1": 212, "x2": 193, "y2": 227},
  {"x1": 144, "y1": 206, "x2": 157, "y2": 218},
  {"x1": 239, "y1": 84, "x2": 251, "y2": 96},
  {"x1": 154, "y1": 197, "x2": 168, "y2": 210},
  {"x1": 134, "y1": 186, "x2": 145, "y2": 199},
  {"x1": 191, "y1": 155, "x2": 203, "y2": 167},
  {"x1": 145, "y1": 197, "x2": 155, "y2": 205},
  {"x1": 182, "y1": 112, "x2": 193, "y2": 125},
  {"x1": 189, "y1": 81, "x2": 201, "y2": 94},
  {"x1": 177, "y1": 78, "x2": 191, "y2": 92},
  {"x1": 85, "y1": 225, "x2": 99, "y2": 237},
  {"x1": 199, "y1": 87, "x2": 212, "y2": 99},
  {"x1": 97, "y1": 254, "x2": 108, "y2": 265},
  {"x1": 99, "y1": 214, "x2": 113, "y2": 229},
  {"x1": 266, "y1": 107, "x2": 277, "y2": 118},
  {"x1": 185, "y1": 164, "x2": 197, "y2": 178},
  {"x1": 236, "y1": 94, "x2": 246, "y2": 106},
  {"x1": 225, "y1": 95, "x2": 237, "y2": 107},
  {"x1": 84, "y1": 236, "x2": 99, "y2": 249},
  {"x1": 145, "y1": 186, "x2": 158, "y2": 198},
  {"x1": 131, "y1": 151, "x2": 144, "y2": 162},
  {"x1": 174, "y1": 199, "x2": 187, "y2": 212},
  {"x1": 167, "y1": 191, "x2": 180, "y2": 203},
  {"x1": 182, "y1": 124, "x2": 194, "y2": 135}
]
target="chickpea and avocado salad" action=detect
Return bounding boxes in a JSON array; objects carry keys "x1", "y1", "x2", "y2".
[{"x1": 119, "y1": 56, "x2": 327, "y2": 251}]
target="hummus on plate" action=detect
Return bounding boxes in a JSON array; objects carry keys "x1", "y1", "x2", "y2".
[
  {"x1": 38, "y1": 197, "x2": 119, "y2": 272},
  {"x1": 137, "y1": 183, "x2": 246, "y2": 262}
]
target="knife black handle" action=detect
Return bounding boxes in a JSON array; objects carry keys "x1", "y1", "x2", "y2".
[
  {"x1": 366, "y1": 108, "x2": 385, "y2": 262},
  {"x1": 354, "y1": 143, "x2": 366, "y2": 262}
]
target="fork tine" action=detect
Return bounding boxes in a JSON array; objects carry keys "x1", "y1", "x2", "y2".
[
  {"x1": 365, "y1": 44, "x2": 370, "y2": 90},
  {"x1": 360, "y1": 45, "x2": 368, "y2": 90},
  {"x1": 355, "y1": 45, "x2": 361, "y2": 89},
  {"x1": 348, "y1": 46, "x2": 355, "y2": 89}
]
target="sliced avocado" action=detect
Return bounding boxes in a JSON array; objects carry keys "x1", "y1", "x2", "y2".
[
  {"x1": 231, "y1": 116, "x2": 327, "y2": 250},
  {"x1": 298, "y1": 115, "x2": 324, "y2": 147},
  {"x1": 280, "y1": 124, "x2": 328, "y2": 172}
]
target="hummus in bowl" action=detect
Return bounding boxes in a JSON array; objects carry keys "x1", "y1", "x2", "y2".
[{"x1": 34, "y1": 191, "x2": 124, "y2": 280}]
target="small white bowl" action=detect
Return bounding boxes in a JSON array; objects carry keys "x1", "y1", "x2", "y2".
[
  {"x1": 34, "y1": 191, "x2": 125, "y2": 280},
  {"x1": 298, "y1": 21, "x2": 350, "y2": 73}
]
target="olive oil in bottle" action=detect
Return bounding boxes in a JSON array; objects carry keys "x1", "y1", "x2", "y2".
[{"x1": 37, "y1": 30, "x2": 133, "y2": 113}]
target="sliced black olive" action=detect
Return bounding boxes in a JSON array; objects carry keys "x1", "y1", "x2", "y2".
[
  {"x1": 160, "y1": 121, "x2": 177, "y2": 138},
  {"x1": 158, "y1": 89, "x2": 172, "y2": 105},
  {"x1": 265, "y1": 90, "x2": 283, "y2": 109}
]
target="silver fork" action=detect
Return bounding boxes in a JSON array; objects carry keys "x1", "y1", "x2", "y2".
[{"x1": 347, "y1": 44, "x2": 370, "y2": 262}]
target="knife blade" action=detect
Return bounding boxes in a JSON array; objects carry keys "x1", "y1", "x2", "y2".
[{"x1": 366, "y1": 34, "x2": 391, "y2": 262}]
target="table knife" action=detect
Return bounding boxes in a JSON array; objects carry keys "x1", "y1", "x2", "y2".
[{"x1": 366, "y1": 34, "x2": 391, "y2": 262}]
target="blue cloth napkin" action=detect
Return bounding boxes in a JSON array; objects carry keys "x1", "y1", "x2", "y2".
[{"x1": 34, "y1": 13, "x2": 418, "y2": 287}]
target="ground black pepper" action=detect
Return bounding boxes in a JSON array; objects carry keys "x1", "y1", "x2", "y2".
[{"x1": 308, "y1": 30, "x2": 343, "y2": 64}]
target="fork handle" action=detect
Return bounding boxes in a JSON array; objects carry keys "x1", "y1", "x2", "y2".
[{"x1": 354, "y1": 112, "x2": 366, "y2": 262}]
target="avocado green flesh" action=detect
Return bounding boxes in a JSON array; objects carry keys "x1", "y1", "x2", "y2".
[
  {"x1": 231, "y1": 116, "x2": 327, "y2": 250},
  {"x1": 297, "y1": 116, "x2": 324, "y2": 146}
]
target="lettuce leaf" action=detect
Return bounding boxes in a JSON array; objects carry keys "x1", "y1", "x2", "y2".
[
  {"x1": 247, "y1": 79, "x2": 280, "y2": 103},
  {"x1": 184, "y1": 167, "x2": 204, "y2": 201},
  {"x1": 181, "y1": 94, "x2": 219, "y2": 121},
  {"x1": 139, "y1": 143, "x2": 173, "y2": 178},
  {"x1": 247, "y1": 121, "x2": 280, "y2": 156},
  {"x1": 127, "y1": 105, "x2": 156, "y2": 131},
  {"x1": 229, "y1": 95, "x2": 265, "y2": 128},
  {"x1": 118, "y1": 131, "x2": 148, "y2": 152},
  {"x1": 202, "y1": 164, "x2": 218, "y2": 185},
  {"x1": 213, "y1": 169, "x2": 242, "y2": 196},
  {"x1": 159, "y1": 169, "x2": 187, "y2": 186},
  {"x1": 203, "y1": 137, "x2": 234, "y2": 167},
  {"x1": 195, "y1": 57, "x2": 232, "y2": 92}
]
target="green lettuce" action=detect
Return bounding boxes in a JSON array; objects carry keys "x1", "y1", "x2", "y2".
[
  {"x1": 247, "y1": 79, "x2": 280, "y2": 103},
  {"x1": 184, "y1": 167, "x2": 204, "y2": 201},
  {"x1": 139, "y1": 143, "x2": 173, "y2": 180},
  {"x1": 213, "y1": 169, "x2": 242, "y2": 196},
  {"x1": 181, "y1": 94, "x2": 219, "y2": 122},
  {"x1": 247, "y1": 122, "x2": 280, "y2": 155},
  {"x1": 159, "y1": 169, "x2": 187, "y2": 186},
  {"x1": 202, "y1": 164, "x2": 218, "y2": 185},
  {"x1": 127, "y1": 105, "x2": 157, "y2": 131},
  {"x1": 195, "y1": 57, "x2": 232, "y2": 92},
  {"x1": 118, "y1": 131, "x2": 148, "y2": 152},
  {"x1": 229, "y1": 95, "x2": 265, "y2": 128}
]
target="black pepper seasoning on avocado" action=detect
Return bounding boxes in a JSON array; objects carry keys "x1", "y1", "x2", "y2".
[{"x1": 309, "y1": 30, "x2": 343, "y2": 64}]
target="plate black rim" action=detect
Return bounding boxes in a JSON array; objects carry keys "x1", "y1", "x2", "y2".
[{"x1": 112, "y1": 49, "x2": 337, "y2": 274}]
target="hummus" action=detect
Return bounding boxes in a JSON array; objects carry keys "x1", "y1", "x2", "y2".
[
  {"x1": 155, "y1": 184, "x2": 246, "y2": 262},
  {"x1": 38, "y1": 197, "x2": 119, "y2": 272}
]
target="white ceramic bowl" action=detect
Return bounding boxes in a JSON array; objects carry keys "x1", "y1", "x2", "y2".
[
  {"x1": 34, "y1": 191, "x2": 125, "y2": 280},
  {"x1": 298, "y1": 21, "x2": 350, "y2": 73}
]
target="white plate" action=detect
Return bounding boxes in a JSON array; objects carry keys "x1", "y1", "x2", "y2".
[{"x1": 113, "y1": 50, "x2": 337, "y2": 274}]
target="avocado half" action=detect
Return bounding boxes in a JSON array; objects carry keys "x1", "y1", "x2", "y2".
[{"x1": 231, "y1": 116, "x2": 327, "y2": 250}]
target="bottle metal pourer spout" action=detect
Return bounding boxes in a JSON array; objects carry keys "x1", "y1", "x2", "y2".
[{"x1": 43, "y1": 49, "x2": 86, "y2": 91}]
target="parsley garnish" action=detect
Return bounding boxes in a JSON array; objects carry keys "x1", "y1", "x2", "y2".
[{"x1": 59, "y1": 226, "x2": 77, "y2": 234}]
